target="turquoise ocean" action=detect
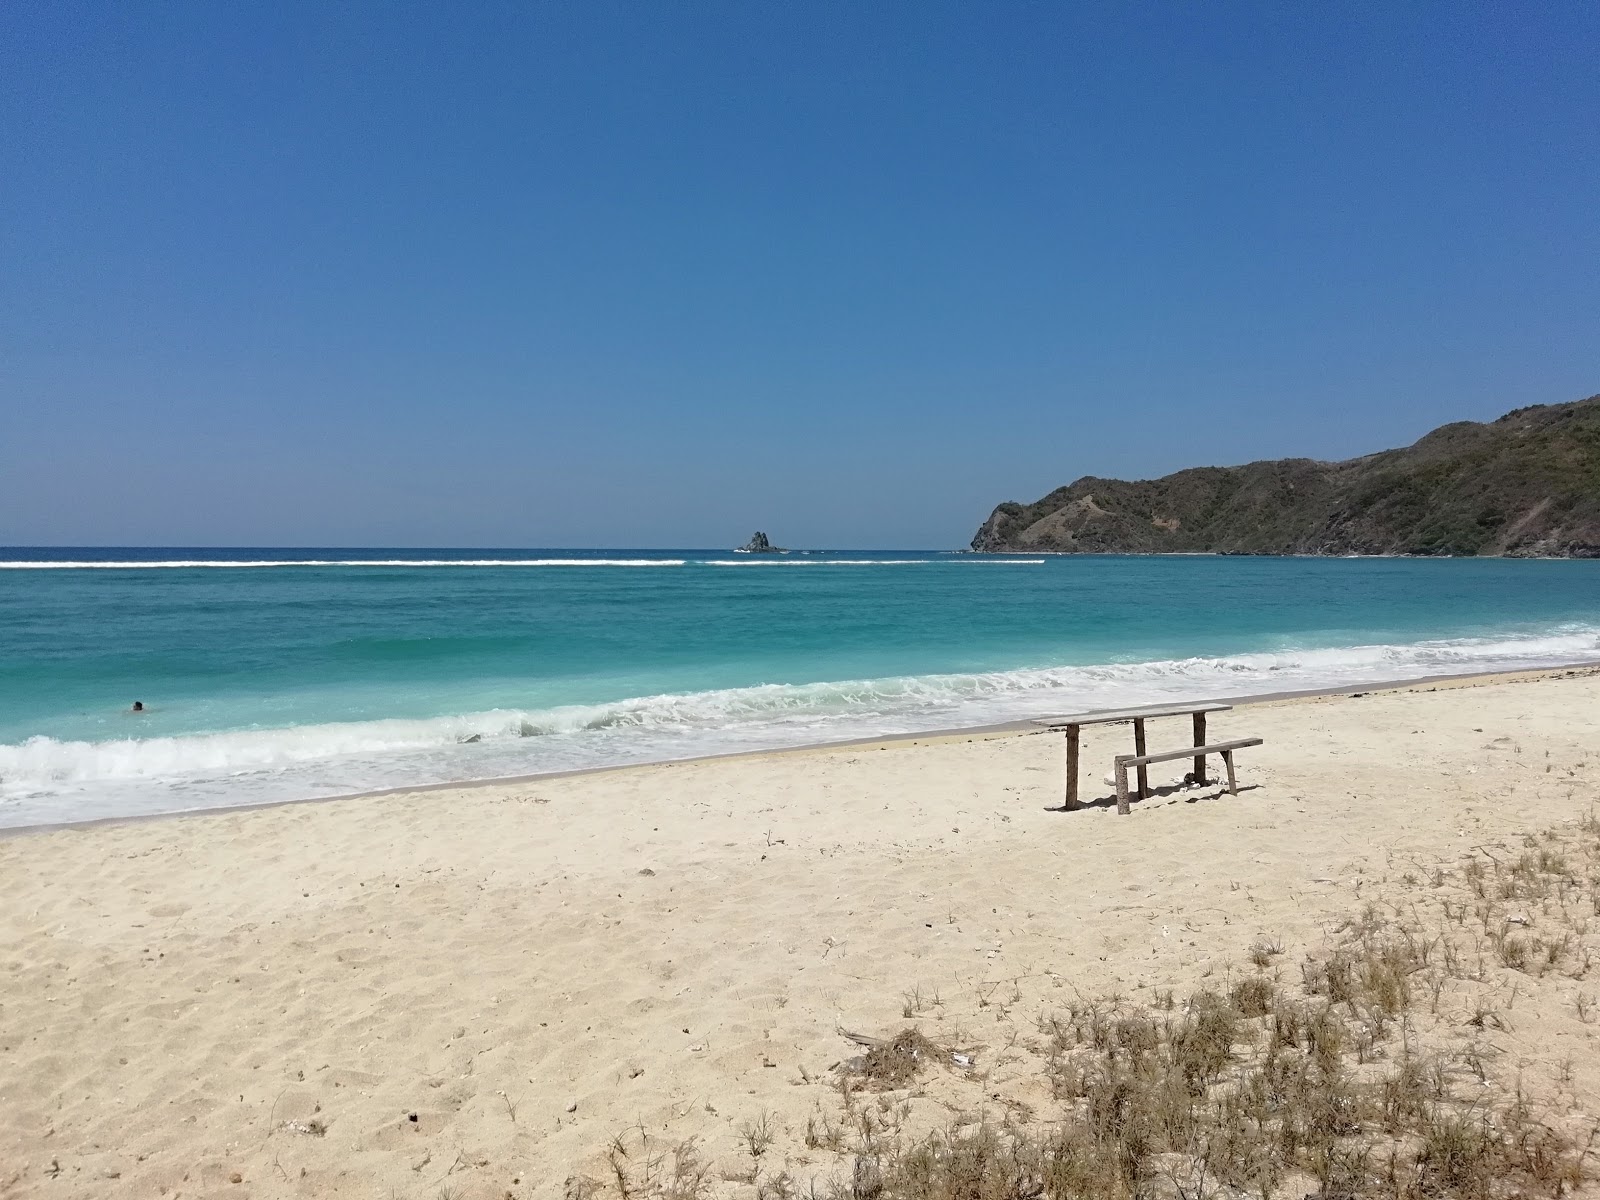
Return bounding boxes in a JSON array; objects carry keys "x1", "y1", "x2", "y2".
[{"x1": 3, "y1": 548, "x2": 1599, "y2": 828}]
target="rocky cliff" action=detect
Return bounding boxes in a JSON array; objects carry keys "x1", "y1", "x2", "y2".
[{"x1": 971, "y1": 394, "x2": 1600, "y2": 557}]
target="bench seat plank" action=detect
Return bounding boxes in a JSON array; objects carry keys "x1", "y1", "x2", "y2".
[{"x1": 1115, "y1": 737, "x2": 1263, "y2": 768}]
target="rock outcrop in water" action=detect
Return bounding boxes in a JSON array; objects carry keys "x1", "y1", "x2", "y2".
[
  {"x1": 736, "y1": 531, "x2": 785, "y2": 553},
  {"x1": 972, "y1": 393, "x2": 1600, "y2": 557}
]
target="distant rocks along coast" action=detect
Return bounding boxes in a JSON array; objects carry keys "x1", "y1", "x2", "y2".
[{"x1": 972, "y1": 393, "x2": 1600, "y2": 558}]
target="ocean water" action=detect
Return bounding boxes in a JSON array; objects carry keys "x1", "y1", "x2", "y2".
[{"x1": 2, "y1": 548, "x2": 1598, "y2": 828}]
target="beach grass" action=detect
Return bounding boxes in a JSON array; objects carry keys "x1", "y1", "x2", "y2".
[{"x1": 578, "y1": 813, "x2": 1600, "y2": 1199}]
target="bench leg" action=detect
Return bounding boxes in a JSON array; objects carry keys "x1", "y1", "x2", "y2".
[
  {"x1": 1222, "y1": 749, "x2": 1238, "y2": 796},
  {"x1": 1063, "y1": 725, "x2": 1081, "y2": 811},
  {"x1": 1193, "y1": 711, "x2": 1208, "y2": 785},
  {"x1": 1133, "y1": 718, "x2": 1149, "y2": 800},
  {"x1": 1114, "y1": 758, "x2": 1132, "y2": 815}
]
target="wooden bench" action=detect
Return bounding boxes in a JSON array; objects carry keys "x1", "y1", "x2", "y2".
[
  {"x1": 1033, "y1": 702, "x2": 1234, "y2": 811},
  {"x1": 1113, "y1": 737, "x2": 1264, "y2": 814}
]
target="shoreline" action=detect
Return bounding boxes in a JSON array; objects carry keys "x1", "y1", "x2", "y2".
[
  {"x1": 9, "y1": 657, "x2": 1599, "y2": 839},
  {"x1": 6, "y1": 662, "x2": 1600, "y2": 1195}
]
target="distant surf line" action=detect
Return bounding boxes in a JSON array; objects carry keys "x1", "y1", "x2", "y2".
[
  {"x1": 701, "y1": 558, "x2": 1046, "y2": 566},
  {"x1": 0, "y1": 557, "x2": 1047, "y2": 570},
  {"x1": 0, "y1": 559, "x2": 689, "y2": 569}
]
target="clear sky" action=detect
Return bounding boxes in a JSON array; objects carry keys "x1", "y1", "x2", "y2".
[{"x1": 3, "y1": 2, "x2": 1597, "y2": 549}]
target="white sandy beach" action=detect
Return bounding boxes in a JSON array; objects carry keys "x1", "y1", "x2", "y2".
[{"x1": 4, "y1": 668, "x2": 1600, "y2": 1197}]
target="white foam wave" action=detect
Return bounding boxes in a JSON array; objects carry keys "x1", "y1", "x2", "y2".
[
  {"x1": 0, "y1": 557, "x2": 1046, "y2": 570},
  {"x1": 699, "y1": 558, "x2": 1045, "y2": 566},
  {"x1": 0, "y1": 559, "x2": 687, "y2": 569},
  {"x1": 3, "y1": 625, "x2": 1596, "y2": 826}
]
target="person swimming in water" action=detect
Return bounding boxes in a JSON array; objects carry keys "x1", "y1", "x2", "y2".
[{"x1": 130, "y1": 701, "x2": 144, "y2": 713}]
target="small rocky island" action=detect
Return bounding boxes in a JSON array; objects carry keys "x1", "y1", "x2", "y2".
[{"x1": 735, "y1": 531, "x2": 786, "y2": 554}]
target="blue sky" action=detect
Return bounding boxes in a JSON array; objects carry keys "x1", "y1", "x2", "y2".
[{"x1": 3, "y1": 2, "x2": 1596, "y2": 548}]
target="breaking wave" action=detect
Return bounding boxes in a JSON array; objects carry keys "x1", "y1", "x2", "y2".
[{"x1": 2, "y1": 626, "x2": 1596, "y2": 826}]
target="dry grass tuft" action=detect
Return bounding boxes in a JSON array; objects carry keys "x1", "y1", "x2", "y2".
[
  {"x1": 1230, "y1": 973, "x2": 1275, "y2": 1018},
  {"x1": 573, "y1": 1127, "x2": 713, "y2": 1200},
  {"x1": 861, "y1": 1028, "x2": 941, "y2": 1089}
]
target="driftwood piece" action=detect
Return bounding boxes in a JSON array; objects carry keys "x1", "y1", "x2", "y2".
[{"x1": 839, "y1": 1030, "x2": 884, "y2": 1049}]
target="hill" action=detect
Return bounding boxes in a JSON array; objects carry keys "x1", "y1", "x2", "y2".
[{"x1": 971, "y1": 394, "x2": 1600, "y2": 557}]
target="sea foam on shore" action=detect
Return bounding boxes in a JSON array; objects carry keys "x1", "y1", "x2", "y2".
[{"x1": 3, "y1": 626, "x2": 1595, "y2": 827}]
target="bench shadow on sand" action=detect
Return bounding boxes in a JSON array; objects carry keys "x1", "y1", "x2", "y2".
[{"x1": 1049, "y1": 779, "x2": 1261, "y2": 813}]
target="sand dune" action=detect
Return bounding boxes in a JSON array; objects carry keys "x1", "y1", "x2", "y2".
[{"x1": 3, "y1": 668, "x2": 1599, "y2": 1197}]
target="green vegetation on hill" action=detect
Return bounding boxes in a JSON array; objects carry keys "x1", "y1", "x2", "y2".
[{"x1": 971, "y1": 394, "x2": 1600, "y2": 557}]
